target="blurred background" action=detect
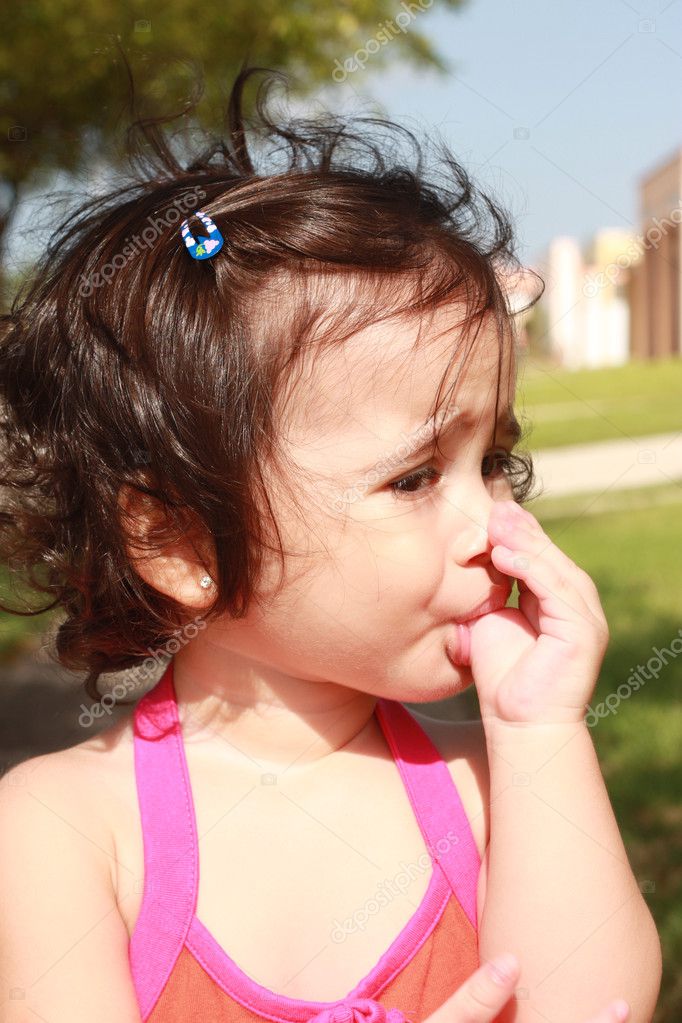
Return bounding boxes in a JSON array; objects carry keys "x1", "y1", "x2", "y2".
[{"x1": 0, "y1": 1, "x2": 680, "y2": 1019}]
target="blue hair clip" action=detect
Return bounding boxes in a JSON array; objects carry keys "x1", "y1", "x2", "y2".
[{"x1": 180, "y1": 210, "x2": 224, "y2": 260}]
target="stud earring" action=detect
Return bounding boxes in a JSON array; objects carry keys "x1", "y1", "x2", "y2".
[{"x1": 199, "y1": 575, "x2": 214, "y2": 589}]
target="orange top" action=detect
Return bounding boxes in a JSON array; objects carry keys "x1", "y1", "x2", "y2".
[{"x1": 128, "y1": 660, "x2": 481, "y2": 1022}]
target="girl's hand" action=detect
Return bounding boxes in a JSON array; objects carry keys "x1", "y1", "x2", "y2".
[
  {"x1": 464, "y1": 500, "x2": 610, "y2": 727},
  {"x1": 422, "y1": 953, "x2": 630, "y2": 1023}
]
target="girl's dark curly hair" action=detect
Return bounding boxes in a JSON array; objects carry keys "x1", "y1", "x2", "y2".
[{"x1": 0, "y1": 59, "x2": 544, "y2": 703}]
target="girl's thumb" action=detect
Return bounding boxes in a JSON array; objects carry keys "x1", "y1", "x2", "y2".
[
  {"x1": 423, "y1": 953, "x2": 520, "y2": 1023},
  {"x1": 484, "y1": 953, "x2": 520, "y2": 987}
]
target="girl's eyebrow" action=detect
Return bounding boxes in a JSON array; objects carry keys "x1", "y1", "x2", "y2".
[
  {"x1": 351, "y1": 409, "x2": 522, "y2": 481},
  {"x1": 385, "y1": 409, "x2": 522, "y2": 470}
]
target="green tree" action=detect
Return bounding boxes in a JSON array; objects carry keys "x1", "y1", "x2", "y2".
[{"x1": 0, "y1": 0, "x2": 470, "y2": 305}]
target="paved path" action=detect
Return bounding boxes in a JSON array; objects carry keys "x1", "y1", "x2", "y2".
[{"x1": 531, "y1": 431, "x2": 682, "y2": 499}]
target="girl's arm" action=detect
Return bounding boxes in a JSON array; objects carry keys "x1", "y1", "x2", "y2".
[
  {"x1": 477, "y1": 719, "x2": 662, "y2": 1023},
  {"x1": 462, "y1": 500, "x2": 663, "y2": 1023},
  {"x1": 0, "y1": 754, "x2": 143, "y2": 1023}
]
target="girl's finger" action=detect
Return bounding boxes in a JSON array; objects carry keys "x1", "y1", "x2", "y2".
[
  {"x1": 583, "y1": 999, "x2": 630, "y2": 1023},
  {"x1": 422, "y1": 950, "x2": 629, "y2": 1023},
  {"x1": 489, "y1": 525, "x2": 596, "y2": 633},
  {"x1": 422, "y1": 953, "x2": 520, "y2": 1023},
  {"x1": 491, "y1": 503, "x2": 606, "y2": 623}
]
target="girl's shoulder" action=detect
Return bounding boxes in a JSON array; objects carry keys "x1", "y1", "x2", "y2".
[
  {"x1": 1, "y1": 709, "x2": 135, "y2": 793},
  {"x1": 0, "y1": 710, "x2": 137, "y2": 882},
  {"x1": 0, "y1": 714, "x2": 144, "y2": 1020}
]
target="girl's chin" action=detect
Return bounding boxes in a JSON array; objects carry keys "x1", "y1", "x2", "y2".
[{"x1": 403, "y1": 673, "x2": 472, "y2": 706}]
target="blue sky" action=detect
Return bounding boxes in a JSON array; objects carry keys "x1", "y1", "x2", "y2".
[
  {"x1": 6, "y1": 0, "x2": 681, "y2": 272},
  {"x1": 316, "y1": 0, "x2": 682, "y2": 265}
]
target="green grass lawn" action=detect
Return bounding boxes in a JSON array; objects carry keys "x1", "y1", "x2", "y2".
[
  {"x1": 516, "y1": 354, "x2": 682, "y2": 449},
  {"x1": 531, "y1": 482, "x2": 682, "y2": 1023}
]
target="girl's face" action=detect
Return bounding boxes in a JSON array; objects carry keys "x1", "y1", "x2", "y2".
[{"x1": 206, "y1": 302, "x2": 520, "y2": 704}]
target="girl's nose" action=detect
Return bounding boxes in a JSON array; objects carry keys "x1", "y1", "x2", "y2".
[
  {"x1": 451, "y1": 517, "x2": 509, "y2": 585},
  {"x1": 444, "y1": 482, "x2": 507, "y2": 575},
  {"x1": 454, "y1": 516, "x2": 493, "y2": 566}
]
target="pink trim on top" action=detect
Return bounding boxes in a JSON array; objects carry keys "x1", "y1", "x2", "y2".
[
  {"x1": 128, "y1": 660, "x2": 199, "y2": 1020},
  {"x1": 128, "y1": 660, "x2": 480, "y2": 1020},
  {"x1": 184, "y1": 872, "x2": 450, "y2": 1020},
  {"x1": 374, "y1": 699, "x2": 481, "y2": 932}
]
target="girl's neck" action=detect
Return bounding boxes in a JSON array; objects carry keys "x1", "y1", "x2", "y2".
[{"x1": 170, "y1": 645, "x2": 379, "y2": 773}]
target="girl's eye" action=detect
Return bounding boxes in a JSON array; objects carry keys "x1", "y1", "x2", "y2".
[
  {"x1": 389, "y1": 466, "x2": 442, "y2": 497},
  {"x1": 389, "y1": 449, "x2": 514, "y2": 499},
  {"x1": 482, "y1": 449, "x2": 514, "y2": 480}
]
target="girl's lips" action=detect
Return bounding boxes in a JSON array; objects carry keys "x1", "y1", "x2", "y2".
[
  {"x1": 446, "y1": 587, "x2": 513, "y2": 667},
  {"x1": 446, "y1": 622, "x2": 471, "y2": 667}
]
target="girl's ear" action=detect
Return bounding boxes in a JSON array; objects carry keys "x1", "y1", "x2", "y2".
[{"x1": 116, "y1": 482, "x2": 216, "y2": 609}]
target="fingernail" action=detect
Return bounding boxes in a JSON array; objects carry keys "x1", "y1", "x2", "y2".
[
  {"x1": 486, "y1": 953, "x2": 519, "y2": 984},
  {"x1": 612, "y1": 1000, "x2": 630, "y2": 1021}
]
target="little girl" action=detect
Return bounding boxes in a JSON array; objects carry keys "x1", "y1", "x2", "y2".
[{"x1": 0, "y1": 64, "x2": 661, "y2": 1023}]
